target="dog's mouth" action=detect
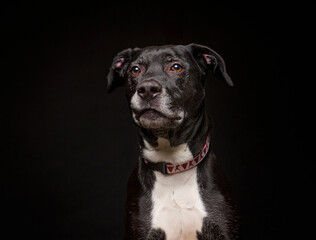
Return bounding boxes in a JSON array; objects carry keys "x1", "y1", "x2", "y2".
[
  {"x1": 132, "y1": 108, "x2": 183, "y2": 129},
  {"x1": 137, "y1": 109, "x2": 182, "y2": 120},
  {"x1": 139, "y1": 109, "x2": 165, "y2": 119}
]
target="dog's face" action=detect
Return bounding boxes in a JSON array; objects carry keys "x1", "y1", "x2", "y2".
[{"x1": 107, "y1": 44, "x2": 232, "y2": 130}]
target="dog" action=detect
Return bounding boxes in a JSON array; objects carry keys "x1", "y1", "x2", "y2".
[{"x1": 107, "y1": 44, "x2": 239, "y2": 240}]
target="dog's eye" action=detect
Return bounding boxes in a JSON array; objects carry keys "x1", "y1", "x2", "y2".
[
  {"x1": 171, "y1": 64, "x2": 183, "y2": 72},
  {"x1": 131, "y1": 66, "x2": 141, "y2": 75}
]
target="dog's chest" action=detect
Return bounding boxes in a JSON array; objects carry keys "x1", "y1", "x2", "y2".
[
  {"x1": 151, "y1": 168, "x2": 207, "y2": 240},
  {"x1": 143, "y1": 138, "x2": 207, "y2": 239}
]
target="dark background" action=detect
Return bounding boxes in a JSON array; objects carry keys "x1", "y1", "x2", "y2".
[{"x1": 2, "y1": 1, "x2": 310, "y2": 239}]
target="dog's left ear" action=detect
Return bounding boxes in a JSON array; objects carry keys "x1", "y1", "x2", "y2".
[
  {"x1": 107, "y1": 48, "x2": 138, "y2": 93},
  {"x1": 188, "y1": 43, "x2": 233, "y2": 86}
]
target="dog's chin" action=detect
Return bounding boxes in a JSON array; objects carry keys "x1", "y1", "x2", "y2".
[{"x1": 133, "y1": 109, "x2": 183, "y2": 129}]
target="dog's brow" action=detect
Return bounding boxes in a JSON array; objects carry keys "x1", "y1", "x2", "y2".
[
  {"x1": 135, "y1": 56, "x2": 146, "y2": 65},
  {"x1": 165, "y1": 55, "x2": 173, "y2": 62}
]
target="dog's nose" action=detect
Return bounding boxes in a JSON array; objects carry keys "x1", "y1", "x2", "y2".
[{"x1": 137, "y1": 80, "x2": 162, "y2": 101}]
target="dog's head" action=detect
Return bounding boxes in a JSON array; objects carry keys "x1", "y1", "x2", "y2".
[{"x1": 107, "y1": 44, "x2": 232, "y2": 130}]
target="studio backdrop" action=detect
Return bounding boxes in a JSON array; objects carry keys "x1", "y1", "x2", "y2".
[{"x1": 2, "y1": 1, "x2": 306, "y2": 239}]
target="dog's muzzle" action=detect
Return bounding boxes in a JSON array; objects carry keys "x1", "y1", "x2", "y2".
[{"x1": 130, "y1": 81, "x2": 184, "y2": 129}]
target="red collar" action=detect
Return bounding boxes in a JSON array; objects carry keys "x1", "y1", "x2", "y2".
[{"x1": 143, "y1": 136, "x2": 210, "y2": 174}]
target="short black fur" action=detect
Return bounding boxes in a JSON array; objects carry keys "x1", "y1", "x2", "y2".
[{"x1": 107, "y1": 44, "x2": 239, "y2": 239}]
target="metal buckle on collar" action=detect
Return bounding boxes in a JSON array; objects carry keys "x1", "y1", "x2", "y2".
[{"x1": 143, "y1": 159, "x2": 168, "y2": 174}]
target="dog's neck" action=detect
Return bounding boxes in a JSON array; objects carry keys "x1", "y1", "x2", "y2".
[{"x1": 138, "y1": 103, "x2": 210, "y2": 164}]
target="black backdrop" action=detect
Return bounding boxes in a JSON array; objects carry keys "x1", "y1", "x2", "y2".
[{"x1": 2, "y1": 1, "x2": 309, "y2": 239}]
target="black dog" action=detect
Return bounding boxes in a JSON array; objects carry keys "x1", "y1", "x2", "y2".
[{"x1": 107, "y1": 44, "x2": 239, "y2": 240}]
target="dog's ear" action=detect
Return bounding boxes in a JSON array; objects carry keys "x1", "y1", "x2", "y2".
[
  {"x1": 107, "y1": 48, "x2": 138, "y2": 93},
  {"x1": 188, "y1": 43, "x2": 233, "y2": 87}
]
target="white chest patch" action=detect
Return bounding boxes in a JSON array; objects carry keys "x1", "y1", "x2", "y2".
[{"x1": 143, "y1": 139, "x2": 207, "y2": 240}]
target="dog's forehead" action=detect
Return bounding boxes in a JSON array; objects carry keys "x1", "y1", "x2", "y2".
[{"x1": 134, "y1": 45, "x2": 190, "y2": 62}]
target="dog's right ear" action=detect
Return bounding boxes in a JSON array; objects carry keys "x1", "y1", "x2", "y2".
[{"x1": 107, "y1": 48, "x2": 137, "y2": 93}]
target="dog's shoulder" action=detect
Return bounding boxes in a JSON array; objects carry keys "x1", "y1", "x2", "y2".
[{"x1": 197, "y1": 152, "x2": 240, "y2": 239}]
